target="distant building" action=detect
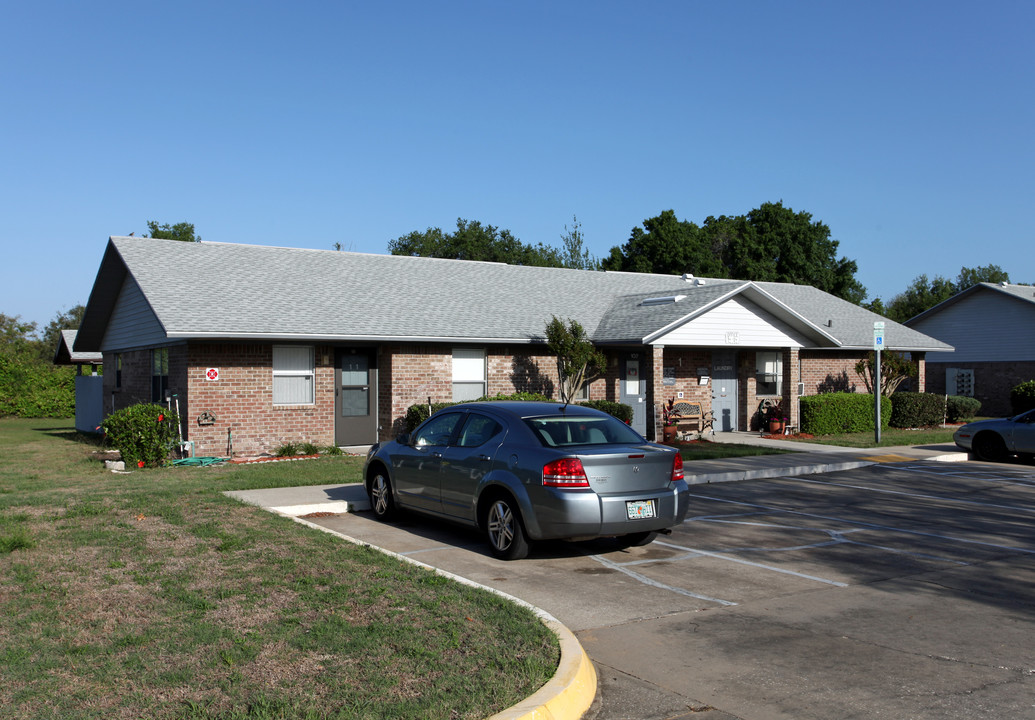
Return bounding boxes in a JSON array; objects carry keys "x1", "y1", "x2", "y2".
[{"x1": 905, "y1": 282, "x2": 1035, "y2": 417}]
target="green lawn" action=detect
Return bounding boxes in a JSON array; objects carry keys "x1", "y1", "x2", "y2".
[
  {"x1": 676, "y1": 439, "x2": 793, "y2": 460},
  {"x1": 782, "y1": 425, "x2": 960, "y2": 448},
  {"x1": 0, "y1": 418, "x2": 557, "y2": 719}
]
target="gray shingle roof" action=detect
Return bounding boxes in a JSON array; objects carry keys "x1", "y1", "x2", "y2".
[
  {"x1": 76, "y1": 236, "x2": 950, "y2": 352},
  {"x1": 906, "y1": 282, "x2": 1035, "y2": 326}
]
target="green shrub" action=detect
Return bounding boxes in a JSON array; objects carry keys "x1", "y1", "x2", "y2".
[
  {"x1": 800, "y1": 393, "x2": 890, "y2": 435},
  {"x1": 0, "y1": 355, "x2": 75, "y2": 418},
  {"x1": 889, "y1": 392, "x2": 945, "y2": 428},
  {"x1": 103, "y1": 404, "x2": 180, "y2": 467},
  {"x1": 579, "y1": 399, "x2": 634, "y2": 424},
  {"x1": 945, "y1": 395, "x2": 981, "y2": 423},
  {"x1": 274, "y1": 442, "x2": 299, "y2": 457},
  {"x1": 1010, "y1": 380, "x2": 1035, "y2": 415}
]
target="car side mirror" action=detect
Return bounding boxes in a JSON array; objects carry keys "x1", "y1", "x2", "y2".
[{"x1": 396, "y1": 433, "x2": 411, "y2": 446}]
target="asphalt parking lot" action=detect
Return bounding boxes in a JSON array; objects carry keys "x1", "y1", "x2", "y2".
[{"x1": 238, "y1": 458, "x2": 1035, "y2": 720}]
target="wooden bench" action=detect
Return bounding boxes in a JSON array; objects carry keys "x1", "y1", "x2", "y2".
[{"x1": 671, "y1": 402, "x2": 714, "y2": 436}]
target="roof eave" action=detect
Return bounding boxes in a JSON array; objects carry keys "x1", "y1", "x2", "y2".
[{"x1": 167, "y1": 332, "x2": 543, "y2": 344}]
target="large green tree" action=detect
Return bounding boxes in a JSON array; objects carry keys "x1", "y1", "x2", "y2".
[
  {"x1": 146, "y1": 221, "x2": 200, "y2": 242},
  {"x1": 602, "y1": 210, "x2": 725, "y2": 277},
  {"x1": 602, "y1": 203, "x2": 866, "y2": 303},
  {"x1": 389, "y1": 218, "x2": 564, "y2": 267}
]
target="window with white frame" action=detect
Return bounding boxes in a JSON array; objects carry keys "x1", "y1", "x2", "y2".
[
  {"x1": 452, "y1": 348, "x2": 486, "y2": 401},
  {"x1": 755, "y1": 351, "x2": 782, "y2": 396},
  {"x1": 273, "y1": 346, "x2": 315, "y2": 405}
]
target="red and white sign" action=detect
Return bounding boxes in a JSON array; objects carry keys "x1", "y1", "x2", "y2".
[{"x1": 205, "y1": 368, "x2": 220, "y2": 381}]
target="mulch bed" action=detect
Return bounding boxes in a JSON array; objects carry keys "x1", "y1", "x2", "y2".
[{"x1": 229, "y1": 454, "x2": 322, "y2": 464}]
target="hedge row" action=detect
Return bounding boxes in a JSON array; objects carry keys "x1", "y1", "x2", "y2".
[
  {"x1": 0, "y1": 355, "x2": 75, "y2": 418},
  {"x1": 800, "y1": 393, "x2": 891, "y2": 435},
  {"x1": 403, "y1": 393, "x2": 634, "y2": 432}
]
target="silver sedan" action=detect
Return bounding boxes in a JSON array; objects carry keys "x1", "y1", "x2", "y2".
[
  {"x1": 362, "y1": 401, "x2": 690, "y2": 560},
  {"x1": 953, "y1": 409, "x2": 1035, "y2": 462}
]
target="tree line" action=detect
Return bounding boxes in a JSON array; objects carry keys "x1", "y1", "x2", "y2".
[{"x1": 388, "y1": 202, "x2": 1026, "y2": 321}]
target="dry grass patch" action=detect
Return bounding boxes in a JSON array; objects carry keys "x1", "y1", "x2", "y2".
[{"x1": 0, "y1": 418, "x2": 558, "y2": 719}]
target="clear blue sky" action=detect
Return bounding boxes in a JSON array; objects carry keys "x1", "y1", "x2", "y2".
[{"x1": 3, "y1": 1, "x2": 1032, "y2": 329}]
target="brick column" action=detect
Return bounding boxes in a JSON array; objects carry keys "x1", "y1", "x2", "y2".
[{"x1": 649, "y1": 345, "x2": 665, "y2": 442}]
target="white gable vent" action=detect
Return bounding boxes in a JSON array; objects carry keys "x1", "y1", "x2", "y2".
[{"x1": 641, "y1": 294, "x2": 687, "y2": 306}]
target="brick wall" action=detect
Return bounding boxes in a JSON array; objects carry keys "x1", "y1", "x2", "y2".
[
  {"x1": 184, "y1": 343, "x2": 335, "y2": 458},
  {"x1": 102, "y1": 346, "x2": 188, "y2": 416},
  {"x1": 926, "y1": 360, "x2": 1035, "y2": 417}
]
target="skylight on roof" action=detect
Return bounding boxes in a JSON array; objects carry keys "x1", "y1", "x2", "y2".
[{"x1": 641, "y1": 294, "x2": 687, "y2": 306}]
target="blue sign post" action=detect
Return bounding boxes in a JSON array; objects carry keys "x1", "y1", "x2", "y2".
[{"x1": 874, "y1": 322, "x2": 885, "y2": 444}]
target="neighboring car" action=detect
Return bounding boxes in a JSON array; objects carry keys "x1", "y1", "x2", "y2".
[
  {"x1": 953, "y1": 409, "x2": 1035, "y2": 462},
  {"x1": 362, "y1": 401, "x2": 690, "y2": 560}
]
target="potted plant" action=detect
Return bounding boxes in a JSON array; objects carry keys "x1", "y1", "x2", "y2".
[
  {"x1": 762, "y1": 398, "x2": 784, "y2": 434},
  {"x1": 662, "y1": 399, "x2": 679, "y2": 444}
]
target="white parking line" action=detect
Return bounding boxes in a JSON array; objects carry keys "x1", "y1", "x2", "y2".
[
  {"x1": 688, "y1": 493, "x2": 1035, "y2": 556},
  {"x1": 692, "y1": 519, "x2": 969, "y2": 565},
  {"x1": 791, "y1": 476, "x2": 1035, "y2": 514},
  {"x1": 886, "y1": 463, "x2": 1035, "y2": 485},
  {"x1": 655, "y1": 538, "x2": 849, "y2": 587},
  {"x1": 588, "y1": 553, "x2": 738, "y2": 606}
]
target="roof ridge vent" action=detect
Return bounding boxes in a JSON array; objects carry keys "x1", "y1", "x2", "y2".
[{"x1": 642, "y1": 294, "x2": 687, "y2": 307}]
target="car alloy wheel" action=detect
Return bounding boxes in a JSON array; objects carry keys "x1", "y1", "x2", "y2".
[
  {"x1": 486, "y1": 496, "x2": 529, "y2": 561},
  {"x1": 369, "y1": 471, "x2": 396, "y2": 520}
]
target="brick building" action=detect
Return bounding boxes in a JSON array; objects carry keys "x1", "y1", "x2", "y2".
[
  {"x1": 75, "y1": 236, "x2": 950, "y2": 457},
  {"x1": 905, "y1": 282, "x2": 1035, "y2": 416}
]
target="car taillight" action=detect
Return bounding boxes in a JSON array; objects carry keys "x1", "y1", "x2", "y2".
[
  {"x1": 672, "y1": 453, "x2": 684, "y2": 483},
  {"x1": 543, "y1": 458, "x2": 590, "y2": 488}
]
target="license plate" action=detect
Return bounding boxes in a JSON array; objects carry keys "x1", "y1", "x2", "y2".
[{"x1": 626, "y1": 499, "x2": 656, "y2": 520}]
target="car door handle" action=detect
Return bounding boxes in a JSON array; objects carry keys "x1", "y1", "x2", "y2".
[
  {"x1": 478, "y1": 455, "x2": 491, "y2": 462},
  {"x1": 432, "y1": 452, "x2": 443, "y2": 458}
]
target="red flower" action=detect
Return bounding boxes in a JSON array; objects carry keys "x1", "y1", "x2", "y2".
[
  {"x1": 158, "y1": 414, "x2": 164, "y2": 422},
  {"x1": 138, "y1": 461, "x2": 145, "y2": 468}
]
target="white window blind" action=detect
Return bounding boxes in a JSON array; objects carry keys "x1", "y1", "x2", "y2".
[
  {"x1": 453, "y1": 348, "x2": 486, "y2": 401},
  {"x1": 755, "y1": 351, "x2": 782, "y2": 396},
  {"x1": 273, "y1": 346, "x2": 315, "y2": 405}
]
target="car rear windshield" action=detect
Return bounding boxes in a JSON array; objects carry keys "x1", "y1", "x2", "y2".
[{"x1": 524, "y1": 415, "x2": 645, "y2": 447}]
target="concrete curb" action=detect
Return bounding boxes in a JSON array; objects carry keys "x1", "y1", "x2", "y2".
[
  {"x1": 262, "y1": 507, "x2": 598, "y2": 720},
  {"x1": 686, "y1": 459, "x2": 875, "y2": 484}
]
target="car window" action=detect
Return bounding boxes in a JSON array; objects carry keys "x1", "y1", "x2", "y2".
[
  {"x1": 456, "y1": 414, "x2": 504, "y2": 448},
  {"x1": 414, "y1": 412, "x2": 463, "y2": 447},
  {"x1": 524, "y1": 415, "x2": 644, "y2": 447}
]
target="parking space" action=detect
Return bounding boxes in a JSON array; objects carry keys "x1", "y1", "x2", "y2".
[{"x1": 274, "y1": 460, "x2": 1035, "y2": 719}]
